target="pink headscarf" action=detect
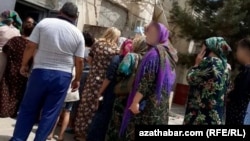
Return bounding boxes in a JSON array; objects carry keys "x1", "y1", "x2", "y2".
[{"x1": 120, "y1": 39, "x2": 133, "y2": 56}]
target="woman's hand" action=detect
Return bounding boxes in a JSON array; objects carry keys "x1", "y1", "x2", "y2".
[
  {"x1": 129, "y1": 102, "x2": 140, "y2": 114},
  {"x1": 195, "y1": 48, "x2": 206, "y2": 67}
]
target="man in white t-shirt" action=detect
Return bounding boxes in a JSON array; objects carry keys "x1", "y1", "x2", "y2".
[{"x1": 10, "y1": 2, "x2": 85, "y2": 141}]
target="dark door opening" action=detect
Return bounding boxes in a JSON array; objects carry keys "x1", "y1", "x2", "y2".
[{"x1": 14, "y1": 1, "x2": 48, "y2": 23}]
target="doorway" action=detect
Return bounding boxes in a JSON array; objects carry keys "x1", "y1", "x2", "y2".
[{"x1": 15, "y1": 1, "x2": 48, "y2": 23}]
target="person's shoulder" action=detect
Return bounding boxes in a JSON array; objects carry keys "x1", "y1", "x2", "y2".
[
  {"x1": 9, "y1": 36, "x2": 22, "y2": 41},
  {"x1": 111, "y1": 55, "x2": 123, "y2": 64},
  {"x1": 38, "y1": 18, "x2": 52, "y2": 24}
]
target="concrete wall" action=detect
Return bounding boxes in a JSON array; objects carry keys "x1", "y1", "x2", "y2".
[
  {"x1": 98, "y1": 0, "x2": 128, "y2": 31},
  {"x1": 0, "y1": 0, "x2": 16, "y2": 13},
  {"x1": 162, "y1": 0, "x2": 190, "y2": 85},
  {"x1": 107, "y1": 0, "x2": 155, "y2": 28}
]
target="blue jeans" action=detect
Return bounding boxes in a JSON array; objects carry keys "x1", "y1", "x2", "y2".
[{"x1": 10, "y1": 69, "x2": 72, "y2": 141}]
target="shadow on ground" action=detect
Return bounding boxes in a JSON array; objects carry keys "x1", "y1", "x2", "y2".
[{"x1": 0, "y1": 135, "x2": 11, "y2": 141}]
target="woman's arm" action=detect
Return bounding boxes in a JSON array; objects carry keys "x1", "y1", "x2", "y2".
[
  {"x1": 87, "y1": 56, "x2": 92, "y2": 66},
  {"x1": 187, "y1": 58, "x2": 213, "y2": 85},
  {"x1": 98, "y1": 79, "x2": 111, "y2": 97},
  {"x1": 129, "y1": 92, "x2": 143, "y2": 114},
  {"x1": 98, "y1": 56, "x2": 121, "y2": 97}
]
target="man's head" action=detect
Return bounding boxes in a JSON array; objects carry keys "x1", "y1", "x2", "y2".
[
  {"x1": 24, "y1": 17, "x2": 35, "y2": 25},
  {"x1": 59, "y1": 2, "x2": 78, "y2": 22},
  {"x1": 22, "y1": 21, "x2": 35, "y2": 37}
]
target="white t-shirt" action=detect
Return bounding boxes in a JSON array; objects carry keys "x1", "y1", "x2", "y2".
[
  {"x1": 29, "y1": 18, "x2": 85, "y2": 73},
  {"x1": 84, "y1": 47, "x2": 90, "y2": 58}
]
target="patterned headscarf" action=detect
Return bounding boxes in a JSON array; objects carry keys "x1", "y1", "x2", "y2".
[
  {"x1": 132, "y1": 36, "x2": 148, "y2": 56},
  {"x1": 0, "y1": 10, "x2": 22, "y2": 30},
  {"x1": 205, "y1": 37, "x2": 231, "y2": 68},
  {"x1": 120, "y1": 39, "x2": 133, "y2": 56},
  {"x1": 119, "y1": 22, "x2": 178, "y2": 136},
  {"x1": 149, "y1": 22, "x2": 178, "y2": 66}
]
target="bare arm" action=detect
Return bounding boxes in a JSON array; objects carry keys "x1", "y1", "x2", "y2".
[
  {"x1": 20, "y1": 41, "x2": 37, "y2": 77},
  {"x1": 87, "y1": 56, "x2": 92, "y2": 66},
  {"x1": 22, "y1": 41, "x2": 37, "y2": 67},
  {"x1": 71, "y1": 56, "x2": 84, "y2": 92},
  {"x1": 132, "y1": 92, "x2": 143, "y2": 103},
  {"x1": 74, "y1": 56, "x2": 84, "y2": 81},
  {"x1": 129, "y1": 92, "x2": 143, "y2": 114}
]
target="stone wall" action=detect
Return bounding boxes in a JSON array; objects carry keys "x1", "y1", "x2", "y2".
[
  {"x1": 107, "y1": 0, "x2": 155, "y2": 28},
  {"x1": 98, "y1": 0, "x2": 128, "y2": 31}
]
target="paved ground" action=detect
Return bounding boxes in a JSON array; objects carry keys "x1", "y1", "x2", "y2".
[{"x1": 0, "y1": 104, "x2": 185, "y2": 141}]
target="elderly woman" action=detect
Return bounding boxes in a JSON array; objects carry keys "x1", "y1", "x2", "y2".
[
  {"x1": 74, "y1": 27, "x2": 121, "y2": 140},
  {"x1": 117, "y1": 22, "x2": 178, "y2": 140},
  {"x1": 0, "y1": 10, "x2": 22, "y2": 81},
  {"x1": 184, "y1": 37, "x2": 231, "y2": 125},
  {"x1": 87, "y1": 39, "x2": 133, "y2": 141},
  {"x1": 0, "y1": 18, "x2": 34, "y2": 118},
  {"x1": 106, "y1": 36, "x2": 148, "y2": 141}
]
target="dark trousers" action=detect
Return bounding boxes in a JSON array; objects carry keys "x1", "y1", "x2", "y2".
[
  {"x1": 86, "y1": 82, "x2": 116, "y2": 141},
  {"x1": 10, "y1": 69, "x2": 72, "y2": 141}
]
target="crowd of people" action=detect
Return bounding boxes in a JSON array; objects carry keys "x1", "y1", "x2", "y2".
[{"x1": 0, "y1": 1, "x2": 250, "y2": 141}]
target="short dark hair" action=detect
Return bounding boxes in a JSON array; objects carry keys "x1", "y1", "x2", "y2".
[
  {"x1": 238, "y1": 38, "x2": 250, "y2": 50},
  {"x1": 23, "y1": 23, "x2": 35, "y2": 37},
  {"x1": 83, "y1": 31, "x2": 95, "y2": 47},
  {"x1": 60, "y1": 2, "x2": 78, "y2": 18}
]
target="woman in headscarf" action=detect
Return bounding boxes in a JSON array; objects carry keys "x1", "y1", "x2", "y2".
[
  {"x1": 0, "y1": 10, "x2": 22, "y2": 81},
  {"x1": 106, "y1": 36, "x2": 148, "y2": 141},
  {"x1": 87, "y1": 39, "x2": 133, "y2": 141},
  {"x1": 115, "y1": 22, "x2": 178, "y2": 141},
  {"x1": 0, "y1": 19, "x2": 34, "y2": 118},
  {"x1": 184, "y1": 37, "x2": 231, "y2": 125},
  {"x1": 226, "y1": 38, "x2": 250, "y2": 125},
  {"x1": 74, "y1": 27, "x2": 121, "y2": 140}
]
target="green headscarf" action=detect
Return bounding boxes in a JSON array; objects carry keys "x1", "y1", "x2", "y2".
[
  {"x1": 0, "y1": 10, "x2": 22, "y2": 30},
  {"x1": 205, "y1": 37, "x2": 231, "y2": 68}
]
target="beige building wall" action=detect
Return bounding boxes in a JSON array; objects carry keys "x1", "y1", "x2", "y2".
[
  {"x1": 162, "y1": 0, "x2": 190, "y2": 85},
  {"x1": 104, "y1": 0, "x2": 155, "y2": 31}
]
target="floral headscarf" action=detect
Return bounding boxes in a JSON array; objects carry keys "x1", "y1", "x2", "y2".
[
  {"x1": 205, "y1": 37, "x2": 231, "y2": 68},
  {"x1": 0, "y1": 10, "x2": 22, "y2": 30}
]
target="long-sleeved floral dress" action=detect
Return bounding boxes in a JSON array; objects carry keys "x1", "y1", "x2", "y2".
[
  {"x1": 184, "y1": 57, "x2": 230, "y2": 125},
  {"x1": 74, "y1": 39, "x2": 119, "y2": 137},
  {"x1": 0, "y1": 37, "x2": 29, "y2": 118},
  {"x1": 106, "y1": 52, "x2": 170, "y2": 141}
]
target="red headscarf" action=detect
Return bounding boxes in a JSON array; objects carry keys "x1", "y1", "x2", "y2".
[{"x1": 120, "y1": 39, "x2": 133, "y2": 56}]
